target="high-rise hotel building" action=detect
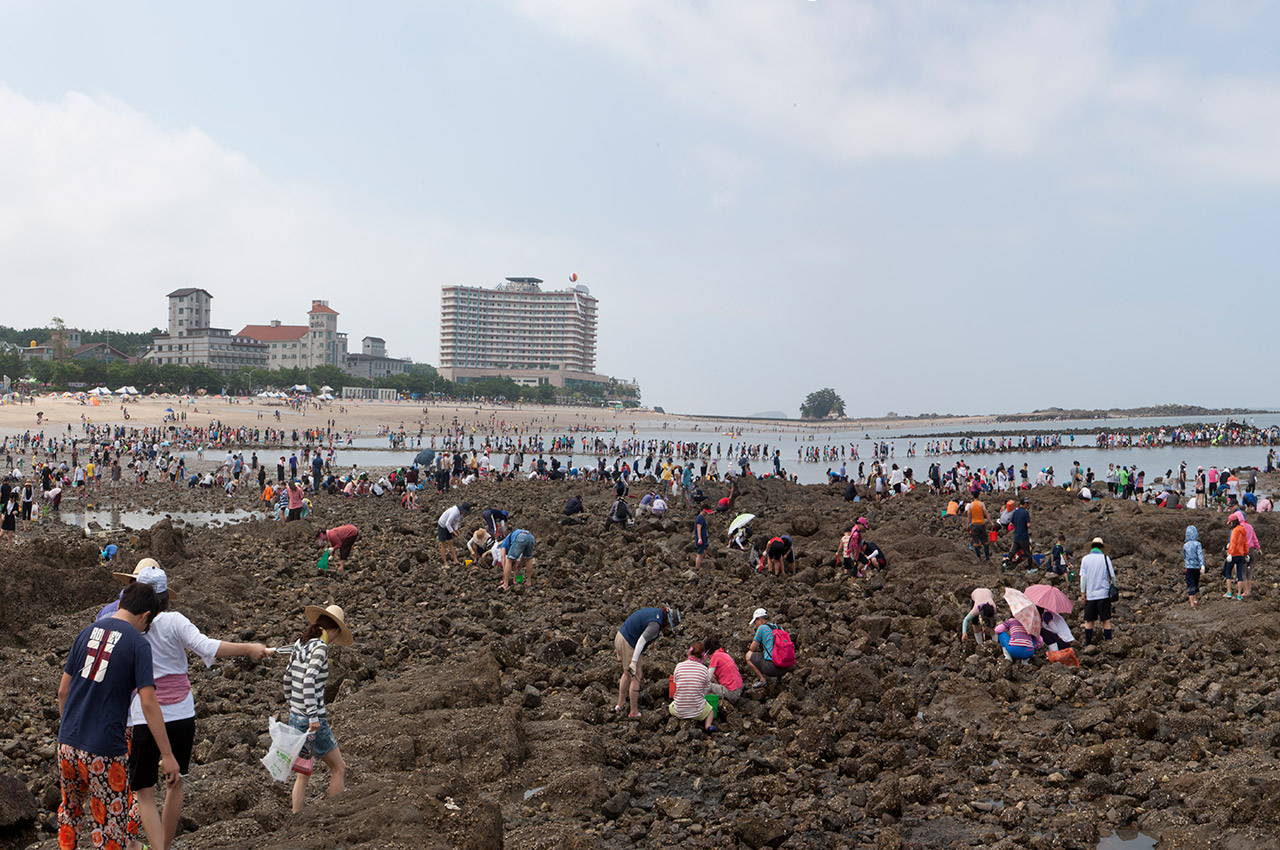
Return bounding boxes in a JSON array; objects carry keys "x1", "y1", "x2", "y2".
[{"x1": 439, "y1": 277, "x2": 609, "y2": 389}]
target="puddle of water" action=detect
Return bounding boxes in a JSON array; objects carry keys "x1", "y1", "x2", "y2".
[
  {"x1": 1096, "y1": 829, "x2": 1157, "y2": 850},
  {"x1": 522, "y1": 786, "x2": 547, "y2": 801},
  {"x1": 58, "y1": 508, "x2": 264, "y2": 532}
]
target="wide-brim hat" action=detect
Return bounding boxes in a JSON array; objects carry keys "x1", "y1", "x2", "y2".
[
  {"x1": 112, "y1": 558, "x2": 176, "y2": 599},
  {"x1": 114, "y1": 557, "x2": 159, "y2": 585},
  {"x1": 305, "y1": 604, "x2": 354, "y2": 646},
  {"x1": 1090, "y1": 537, "x2": 1111, "y2": 555}
]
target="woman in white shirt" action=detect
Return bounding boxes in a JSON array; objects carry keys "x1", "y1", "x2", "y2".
[{"x1": 124, "y1": 566, "x2": 271, "y2": 850}]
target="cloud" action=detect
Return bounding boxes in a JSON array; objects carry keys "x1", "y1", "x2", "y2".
[
  {"x1": 506, "y1": 0, "x2": 1280, "y2": 183},
  {"x1": 0, "y1": 86, "x2": 560, "y2": 362}
]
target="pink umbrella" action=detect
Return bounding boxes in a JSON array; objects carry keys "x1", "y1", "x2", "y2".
[
  {"x1": 1003, "y1": 587, "x2": 1042, "y2": 638},
  {"x1": 1023, "y1": 584, "x2": 1073, "y2": 615}
]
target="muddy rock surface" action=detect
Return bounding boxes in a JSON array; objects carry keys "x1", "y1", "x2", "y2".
[{"x1": 2, "y1": 473, "x2": 1280, "y2": 849}]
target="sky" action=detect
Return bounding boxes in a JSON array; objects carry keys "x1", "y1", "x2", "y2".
[{"x1": 1, "y1": 1, "x2": 1278, "y2": 417}]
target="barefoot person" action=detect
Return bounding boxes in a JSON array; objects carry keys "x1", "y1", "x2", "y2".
[
  {"x1": 436, "y1": 502, "x2": 471, "y2": 566},
  {"x1": 125, "y1": 566, "x2": 272, "y2": 850},
  {"x1": 497, "y1": 528, "x2": 536, "y2": 590},
  {"x1": 284, "y1": 604, "x2": 353, "y2": 813},
  {"x1": 614, "y1": 605, "x2": 680, "y2": 719}
]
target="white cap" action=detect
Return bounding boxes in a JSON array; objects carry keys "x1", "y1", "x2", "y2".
[
  {"x1": 750, "y1": 607, "x2": 768, "y2": 624},
  {"x1": 136, "y1": 565, "x2": 168, "y2": 595}
]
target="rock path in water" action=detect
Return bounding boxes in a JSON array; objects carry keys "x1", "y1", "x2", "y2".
[{"x1": 1, "y1": 474, "x2": 1279, "y2": 849}]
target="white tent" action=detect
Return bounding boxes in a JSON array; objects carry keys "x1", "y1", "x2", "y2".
[
  {"x1": 320, "y1": 385, "x2": 334, "y2": 393},
  {"x1": 89, "y1": 387, "x2": 112, "y2": 396},
  {"x1": 292, "y1": 384, "x2": 311, "y2": 394}
]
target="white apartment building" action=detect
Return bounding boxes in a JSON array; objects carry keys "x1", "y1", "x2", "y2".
[{"x1": 439, "y1": 278, "x2": 607, "y2": 389}]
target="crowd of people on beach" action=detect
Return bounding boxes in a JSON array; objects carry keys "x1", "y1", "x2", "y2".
[{"x1": 17, "y1": 400, "x2": 1276, "y2": 849}]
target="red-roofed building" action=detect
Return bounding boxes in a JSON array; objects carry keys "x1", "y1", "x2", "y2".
[{"x1": 237, "y1": 301, "x2": 347, "y2": 369}]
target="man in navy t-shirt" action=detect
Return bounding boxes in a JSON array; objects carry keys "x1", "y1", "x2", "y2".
[{"x1": 57, "y1": 583, "x2": 179, "y2": 850}]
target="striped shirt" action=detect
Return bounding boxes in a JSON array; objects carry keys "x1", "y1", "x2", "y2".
[
  {"x1": 994, "y1": 618, "x2": 1040, "y2": 651},
  {"x1": 671, "y1": 659, "x2": 711, "y2": 719},
  {"x1": 283, "y1": 639, "x2": 329, "y2": 720}
]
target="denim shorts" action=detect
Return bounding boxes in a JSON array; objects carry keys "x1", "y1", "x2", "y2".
[
  {"x1": 289, "y1": 713, "x2": 338, "y2": 759},
  {"x1": 508, "y1": 530, "x2": 535, "y2": 561}
]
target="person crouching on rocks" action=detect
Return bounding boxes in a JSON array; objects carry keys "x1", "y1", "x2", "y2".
[
  {"x1": 745, "y1": 608, "x2": 795, "y2": 688},
  {"x1": 703, "y1": 638, "x2": 744, "y2": 703},
  {"x1": 614, "y1": 605, "x2": 680, "y2": 719},
  {"x1": 960, "y1": 588, "x2": 997, "y2": 644},
  {"x1": 285, "y1": 604, "x2": 353, "y2": 813},
  {"x1": 669, "y1": 641, "x2": 718, "y2": 733},
  {"x1": 993, "y1": 616, "x2": 1041, "y2": 661},
  {"x1": 467, "y1": 528, "x2": 491, "y2": 565}
]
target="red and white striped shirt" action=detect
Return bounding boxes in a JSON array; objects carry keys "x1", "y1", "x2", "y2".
[{"x1": 671, "y1": 659, "x2": 711, "y2": 719}]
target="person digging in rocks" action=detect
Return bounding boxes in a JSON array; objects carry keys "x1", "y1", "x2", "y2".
[
  {"x1": 614, "y1": 604, "x2": 680, "y2": 719},
  {"x1": 960, "y1": 588, "x2": 997, "y2": 643},
  {"x1": 436, "y1": 501, "x2": 471, "y2": 567},
  {"x1": 317, "y1": 524, "x2": 360, "y2": 571},
  {"x1": 496, "y1": 528, "x2": 535, "y2": 590}
]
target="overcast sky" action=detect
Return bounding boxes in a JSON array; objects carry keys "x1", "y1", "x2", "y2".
[{"x1": 2, "y1": 1, "x2": 1278, "y2": 416}]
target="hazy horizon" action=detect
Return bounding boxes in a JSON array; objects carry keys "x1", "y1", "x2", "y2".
[{"x1": 2, "y1": 2, "x2": 1278, "y2": 417}]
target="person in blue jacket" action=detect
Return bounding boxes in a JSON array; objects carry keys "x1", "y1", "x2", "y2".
[
  {"x1": 1183, "y1": 525, "x2": 1204, "y2": 606},
  {"x1": 613, "y1": 605, "x2": 680, "y2": 719}
]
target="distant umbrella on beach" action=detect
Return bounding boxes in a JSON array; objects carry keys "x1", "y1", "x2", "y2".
[
  {"x1": 414, "y1": 448, "x2": 436, "y2": 468},
  {"x1": 727, "y1": 513, "x2": 755, "y2": 537}
]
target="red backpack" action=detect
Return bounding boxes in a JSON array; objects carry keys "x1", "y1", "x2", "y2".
[{"x1": 770, "y1": 626, "x2": 796, "y2": 668}]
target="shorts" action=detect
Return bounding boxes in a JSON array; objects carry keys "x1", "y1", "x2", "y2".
[
  {"x1": 128, "y1": 717, "x2": 195, "y2": 788},
  {"x1": 1082, "y1": 598, "x2": 1112, "y2": 623},
  {"x1": 749, "y1": 651, "x2": 788, "y2": 679},
  {"x1": 57, "y1": 743, "x2": 139, "y2": 849},
  {"x1": 668, "y1": 698, "x2": 714, "y2": 721},
  {"x1": 1185, "y1": 568, "x2": 1201, "y2": 596},
  {"x1": 615, "y1": 632, "x2": 641, "y2": 682},
  {"x1": 288, "y1": 713, "x2": 338, "y2": 759},
  {"x1": 287, "y1": 507, "x2": 302, "y2": 521},
  {"x1": 1224, "y1": 555, "x2": 1247, "y2": 581},
  {"x1": 437, "y1": 525, "x2": 454, "y2": 543},
  {"x1": 507, "y1": 530, "x2": 535, "y2": 561},
  {"x1": 695, "y1": 542, "x2": 708, "y2": 555},
  {"x1": 970, "y1": 523, "x2": 987, "y2": 547}
]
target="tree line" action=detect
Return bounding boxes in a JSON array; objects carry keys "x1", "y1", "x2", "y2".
[{"x1": 0, "y1": 344, "x2": 639, "y2": 407}]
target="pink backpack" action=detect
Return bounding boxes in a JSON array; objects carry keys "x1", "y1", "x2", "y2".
[{"x1": 770, "y1": 626, "x2": 796, "y2": 667}]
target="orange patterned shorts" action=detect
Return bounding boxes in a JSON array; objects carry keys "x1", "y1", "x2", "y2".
[{"x1": 57, "y1": 743, "x2": 138, "y2": 850}]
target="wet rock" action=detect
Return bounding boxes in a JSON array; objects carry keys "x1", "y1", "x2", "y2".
[
  {"x1": 602, "y1": 790, "x2": 630, "y2": 820},
  {"x1": 523, "y1": 685, "x2": 542, "y2": 708},
  {"x1": 734, "y1": 814, "x2": 788, "y2": 849},
  {"x1": 0, "y1": 775, "x2": 38, "y2": 829}
]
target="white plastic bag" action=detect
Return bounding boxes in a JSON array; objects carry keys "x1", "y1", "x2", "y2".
[{"x1": 261, "y1": 717, "x2": 308, "y2": 782}]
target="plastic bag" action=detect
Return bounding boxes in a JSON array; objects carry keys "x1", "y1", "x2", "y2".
[
  {"x1": 261, "y1": 717, "x2": 308, "y2": 782},
  {"x1": 1046, "y1": 648, "x2": 1079, "y2": 667}
]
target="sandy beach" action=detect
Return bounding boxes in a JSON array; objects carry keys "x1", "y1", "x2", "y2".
[{"x1": 0, "y1": 393, "x2": 991, "y2": 438}]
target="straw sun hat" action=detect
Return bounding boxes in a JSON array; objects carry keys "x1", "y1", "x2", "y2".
[{"x1": 305, "y1": 604, "x2": 354, "y2": 646}]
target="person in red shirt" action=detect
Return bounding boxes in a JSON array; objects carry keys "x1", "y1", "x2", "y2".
[
  {"x1": 318, "y1": 525, "x2": 360, "y2": 571},
  {"x1": 702, "y1": 637, "x2": 744, "y2": 703}
]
